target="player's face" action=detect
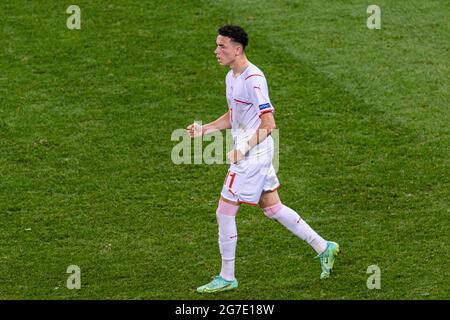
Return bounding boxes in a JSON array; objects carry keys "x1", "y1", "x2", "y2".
[{"x1": 215, "y1": 35, "x2": 240, "y2": 66}]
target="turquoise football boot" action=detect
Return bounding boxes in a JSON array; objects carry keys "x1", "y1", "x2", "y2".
[
  {"x1": 197, "y1": 275, "x2": 238, "y2": 293},
  {"x1": 317, "y1": 241, "x2": 341, "y2": 279}
]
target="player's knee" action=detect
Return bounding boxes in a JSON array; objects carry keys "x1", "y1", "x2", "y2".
[
  {"x1": 262, "y1": 202, "x2": 283, "y2": 218},
  {"x1": 216, "y1": 199, "x2": 239, "y2": 216}
]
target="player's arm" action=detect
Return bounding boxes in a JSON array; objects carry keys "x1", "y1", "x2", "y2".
[
  {"x1": 187, "y1": 110, "x2": 231, "y2": 138},
  {"x1": 244, "y1": 112, "x2": 276, "y2": 150},
  {"x1": 228, "y1": 112, "x2": 276, "y2": 163}
]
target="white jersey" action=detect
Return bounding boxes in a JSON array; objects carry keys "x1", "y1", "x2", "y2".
[
  {"x1": 225, "y1": 63, "x2": 275, "y2": 158},
  {"x1": 221, "y1": 63, "x2": 280, "y2": 205}
]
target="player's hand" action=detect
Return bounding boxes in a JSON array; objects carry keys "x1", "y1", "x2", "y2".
[
  {"x1": 186, "y1": 123, "x2": 203, "y2": 138},
  {"x1": 227, "y1": 149, "x2": 244, "y2": 164}
]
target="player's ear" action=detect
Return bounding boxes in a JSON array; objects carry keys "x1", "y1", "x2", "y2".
[{"x1": 235, "y1": 44, "x2": 243, "y2": 56}]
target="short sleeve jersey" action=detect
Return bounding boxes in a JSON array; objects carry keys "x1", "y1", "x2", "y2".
[{"x1": 225, "y1": 63, "x2": 275, "y2": 155}]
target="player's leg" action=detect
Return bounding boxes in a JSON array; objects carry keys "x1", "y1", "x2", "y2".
[
  {"x1": 197, "y1": 195, "x2": 239, "y2": 293},
  {"x1": 217, "y1": 196, "x2": 239, "y2": 282},
  {"x1": 259, "y1": 190, "x2": 340, "y2": 279},
  {"x1": 259, "y1": 190, "x2": 327, "y2": 253}
]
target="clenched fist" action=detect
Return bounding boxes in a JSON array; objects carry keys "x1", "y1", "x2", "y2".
[{"x1": 186, "y1": 122, "x2": 204, "y2": 138}]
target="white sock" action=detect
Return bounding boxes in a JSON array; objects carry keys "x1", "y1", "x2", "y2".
[
  {"x1": 272, "y1": 205, "x2": 327, "y2": 254},
  {"x1": 217, "y1": 212, "x2": 238, "y2": 281}
]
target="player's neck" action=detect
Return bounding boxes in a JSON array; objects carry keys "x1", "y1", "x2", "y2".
[{"x1": 230, "y1": 56, "x2": 250, "y2": 78}]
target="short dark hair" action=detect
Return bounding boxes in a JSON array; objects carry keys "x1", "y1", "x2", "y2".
[{"x1": 218, "y1": 25, "x2": 248, "y2": 50}]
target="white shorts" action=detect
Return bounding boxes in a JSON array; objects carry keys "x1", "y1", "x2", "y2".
[{"x1": 221, "y1": 156, "x2": 280, "y2": 205}]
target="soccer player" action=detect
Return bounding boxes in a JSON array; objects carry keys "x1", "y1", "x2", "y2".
[{"x1": 187, "y1": 25, "x2": 340, "y2": 293}]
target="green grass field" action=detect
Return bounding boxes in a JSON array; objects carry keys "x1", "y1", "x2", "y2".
[{"x1": 0, "y1": 0, "x2": 448, "y2": 299}]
